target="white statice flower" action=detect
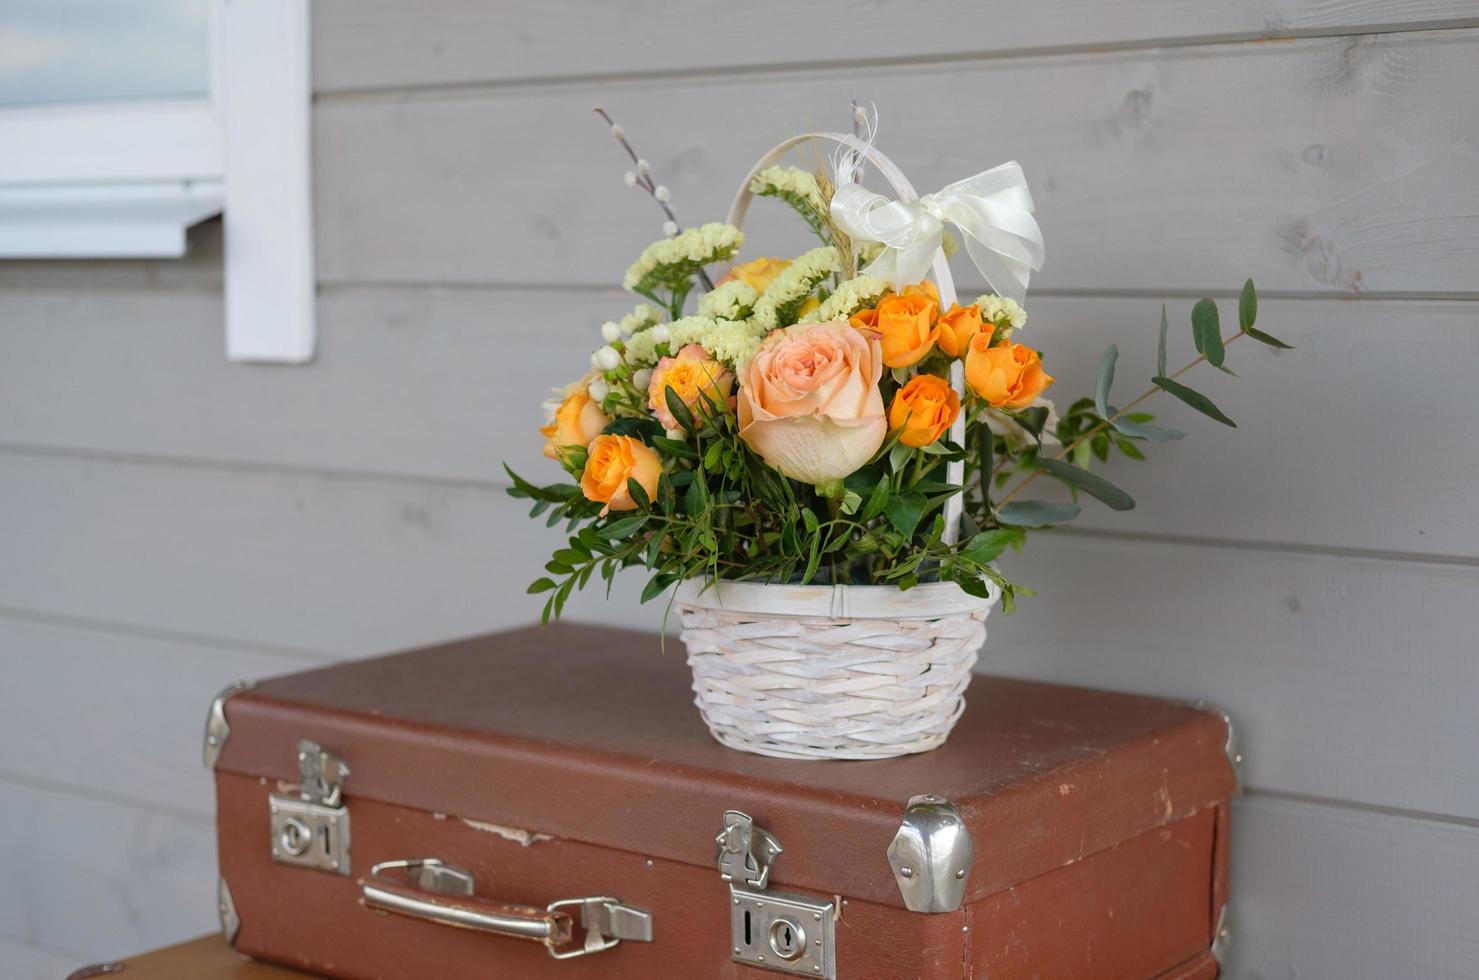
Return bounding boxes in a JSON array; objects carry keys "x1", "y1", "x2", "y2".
[
  {"x1": 623, "y1": 329, "x2": 663, "y2": 366},
  {"x1": 665, "y1": 315, "x2": 720, "y2": 350},
  {"x1": 750, "y1": 165, "x2": 828, "y2": 238},
  {"x1": 622, "y1": 222, "x2": 744, "y2": 293},
  {"x1": 802, "y1": 275, "x2": 890, "y2": 323},
  {"x1": 976, "y1": 293, "x2": 1028, "y2": 331},
  {"x1": 617, "y1": 304, "x2": 660, "y2": 337},
  {"x1": 697, "y1": 280, "x2": 759, "y2": 321},
  {"x1": 751, "y1": 246, "x2": 841, "y2": 330},
  {"x1": 703, "y1": 318, "x2": 768, "y2": 366}
]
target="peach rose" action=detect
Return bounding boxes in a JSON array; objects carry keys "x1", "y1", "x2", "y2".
[
  {"x1": 736, "y1": 320, "x2": 886, "y2": 485},
  {"x1": 647, "y1": 344, "x2": 734, "y2": 430},
  {"x1": 964, "y1": 336, "x2": 1054, "y2": 409},
  {"x1": 541, "y1": 384, "x2": 609, "y2": 461},
  {"x1": 580, "y1": 435, "x2": 661, "y2": 515},
  {"x1": 872, "y1": 293, "x2": 939, "y2": 368},
  {"x1": 936, "y1": 303, "x2": 985, "y2": 358},
  {"x1": 889, "y1": 374, "x2": 961, "y2": 447},
  {"x1": 719, "y1": 257, "x2": 791, "y2": 293}
]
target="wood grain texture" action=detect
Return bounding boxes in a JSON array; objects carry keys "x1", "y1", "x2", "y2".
[
  {"x1": 314, "y1": 30, "x2": 1479, "y2": 294},
  {"x1": 2, "y1": 450, "x2": 1476, "y2": 818},
  {"x1": 2, "y1": 288, "x2": 1473, "y2": 560},
  {"x1": 0, "y1": 781, "x2": 216, "y2": 964},
  {"x1": 0, "y1": 615, "x2": 323, "y2": 818},
  {"x1": 1226, "y1": 794, "x2": 1479, "y2": 978},
  {"x1": 312, "y1": 0, "x2": 1479, "y2": 92}
]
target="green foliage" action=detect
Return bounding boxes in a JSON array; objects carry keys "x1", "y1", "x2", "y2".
[
  {"x1": 1152, "y1": 376, "x2": 1236, "y2": 427},
  {"x1": 1191, "y1": 298, "x2": 1226, "y2": 368}
]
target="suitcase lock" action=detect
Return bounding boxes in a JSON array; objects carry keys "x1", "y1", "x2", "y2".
[
  {"x1": 717, "y1": 810, "x2": 836, "y2": 979},
  {"x1": 269, "y1": 740, "x2": 352, "y2": 876}
]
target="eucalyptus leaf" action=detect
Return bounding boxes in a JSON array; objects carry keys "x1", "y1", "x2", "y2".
[
  {"x1": 1110, "y1": 416, "x2": 1185, "y2": 442},
  {"x1": 1037, "y1": 458, "x2": 1136, "y2": 511},
  {"x1": 1095, "y1": 344, "x2": 1117, "y2": 419},
  {"x1": 1152, "y1": 376, "x2": 1237, "y2": 427},
  {"x1": 1239, "y1": 278, "x2": 1257, "y2": 331},
  {"x1": 1157, "y1": 304, "x2": 1169, "y2": 377},
  {"x1": 1246, "y1": 326, "x2": 1295, "y2": 350},
  {"x1": 996, "y1": 500, "x2": 1081, "y2": 526},
  {"x1": 1191, "y1": 298, "x2": 1225, "y2": 367}
]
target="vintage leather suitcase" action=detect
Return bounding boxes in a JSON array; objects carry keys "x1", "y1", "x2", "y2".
[{"x1": 205, "y1": 623, "x2": 1238, "y2": 979}]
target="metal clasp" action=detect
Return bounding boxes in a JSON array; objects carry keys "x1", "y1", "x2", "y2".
[
  {"x1": 717, "y1": 811, "x2": 835, "y2": 979},
  {"x1": 269, "y1": 740, "x2": 352, "y2": 875}
]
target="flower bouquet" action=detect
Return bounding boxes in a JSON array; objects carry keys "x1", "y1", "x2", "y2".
[{"x1": 507, "y1": 108, "x2": 1292, "y2": 760}]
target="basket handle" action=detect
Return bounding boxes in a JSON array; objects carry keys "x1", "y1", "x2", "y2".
[{"x1": 723, "y1": 133, "x2": 967, "y2": 544}]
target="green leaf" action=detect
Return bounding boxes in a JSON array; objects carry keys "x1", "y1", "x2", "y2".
[
  {"x1": 1191, "y1": 298, "x2": 1225, "y2": 368},
  {"x1": 800, "y1": 535, "x2": 822, "y2": 585},
  {"x1": 1157, "y1": 304, "x2": 1168, "y2": 377},
  {"x1": 888, "y1": 442, "x2": 913, "y2": 474},
  {"x1": 839, "y1": 489, "x2": 864, "y2": 516},
  {"x1": 651, "y1": 436, "x2": 696, "y2": 458},
  {"x1": 884, "y1": 491, "x2": 927, "y2": 538},
  {"x1": 527, "y1": 577, "x2": 557, "y2": 594},
  {"x1": 1238, "y1": 278, "x2": 1257, "y2": 331},
  {"x1": 961, "y1": 528, "x2": 1022, "y2": 564},
  {"x1": 663, "y1": 385, "x2": 695, "y2": 434},
  {"x1": 953, "y1": 574, "x2": 992, "y2": 599},
  {"x1": 640, "y1": 573, "x2": 676, "y2": 604},
  {"x1": 1037, "y1": 458, "x2": 1136, "y2": 511},
  {"x1": 599, "y1": 515, "x2": 647, "y2": 538},
  {"x1": 860, "y1": 478, "x2": 891, "y2": 522},
  {"x1": 996, "y1": 500, "x2": 1081, "y2": 526},
  {"x1": 1152, "y1": 376, "x2": 1237, "y2": 427},
  {"x1": 1110, "y1": 415, "x2": 1185, "y2": 442},
  {"x1": 1095, "y1": 344, "x2": 1117, "y2": 419},
  {"x1": 626, "y1": 477, "x2": 652, "y2": 509},
  {"x1": 1246, "y1": 326, "x2": 1295, "y2": 350},
  {"x1": 702, "y1": 441, "x2": 723, "y2": 470},
  {"x1": 801, "y1": 508, "x2": 820, "y2": 535},
  {"x1": 1015, "y1": 405, "x2": 1050, "y2": 437}
]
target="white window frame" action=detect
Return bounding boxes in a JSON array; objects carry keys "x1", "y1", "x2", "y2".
[{"x1": 0, "y1": 0, "x2": 315, "y2": 363}]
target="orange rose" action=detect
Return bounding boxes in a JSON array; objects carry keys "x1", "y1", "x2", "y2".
[
  {"x1": 541, "y1": 385, "x2": 609, "y2": 461},
  {"x1": 899, "y1": 280, "x2": 940, "y2": 305},
  {"x1": 720, "y1": 257, "x2": 791, "y2": 293},
  {"x1": 848, "y1": 307, "x2": 879, "y2": 332},
  {"x1": 647, "y1": 344, "x2": 734, "y2": 430},
  {"x1": 889, "y1": 375, "x2": 960, "y2": 447},
  {"x1": 580, "y1": 435, "x2": 661, "y2": 515},
  {"x1": 936, "y1": 303, "x2": 985, "y2": 358},
  {"x1": 872, "y1": 293, "x2": 939, "y2": 368},
  {"x1": 736, "y1": 320, "x2": 887, "y2": 485},
  {"x1": 964, "y1": 337, "x2": 1054, "y2": 409}
]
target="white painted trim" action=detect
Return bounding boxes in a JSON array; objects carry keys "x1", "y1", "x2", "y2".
[
  {"x1": 0, "y1": 181, "x2": 223, "y2": 258},
  {"x1": 219, "y1": 0, "x2": 316, "y2": 363},
  {"x1": 0, "y1": 100, "x2": 223, "y2": 186}
]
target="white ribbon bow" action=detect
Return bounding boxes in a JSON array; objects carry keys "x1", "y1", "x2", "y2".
[{"x1": 830, "y1": 161, "x2": 1045, "y2": 303}]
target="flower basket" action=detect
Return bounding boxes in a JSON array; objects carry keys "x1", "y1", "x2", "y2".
[{"x1": 676, "y1": 578, "x2": 997, "y2": 759}]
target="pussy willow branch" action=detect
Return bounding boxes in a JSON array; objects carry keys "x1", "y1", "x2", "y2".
[
  {"x1": 593, "y1": 106, "x2": 715, "y2": 292},
  {"x1": 993, "y1": 330, "x2": 1248, "y2": 512}
]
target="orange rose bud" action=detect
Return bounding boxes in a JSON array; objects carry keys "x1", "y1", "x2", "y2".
[
  {"x1": 964, "y1": 336, "x2": 1054, "y2": 409},
  {"x1": 888, "y1": 374, "x2": 961, "y2": 447},
  {"x1": 580, "y1": 434, "x2": 662, "y2": 515},
  {"x1": 900, "y1": 280, "x2": 940, "y2": 305},
  {"x1": 936, "y1": 303, "x2": 985, "y2": 358},
  {"x1": 719, "y1": 256, "x2": 791, "y2": 293},
  {"x1": 542, "y1": 388, "x2": 609, "y2": 462},
  {"x1": 848, "y1": 307, "x2": 879, "y2": 332},
  {"x1": 873, "y1": 293, "x2": 939, "y2": 368}
]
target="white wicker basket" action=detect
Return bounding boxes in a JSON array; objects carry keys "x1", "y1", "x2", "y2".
[
  {"x1": 677, "y1": 579, "x2": 998, "y2": 760},
  {"x1": 674, "y1": 132, "x2": 990, "y2": 760}
]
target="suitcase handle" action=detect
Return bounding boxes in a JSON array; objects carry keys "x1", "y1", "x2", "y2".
[{"x1": 361, "y1": 858, "x2": 654, "y2": 960}]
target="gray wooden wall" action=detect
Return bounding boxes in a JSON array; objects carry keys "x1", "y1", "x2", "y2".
[{"x1": 3, "y1": 2, "x2": 1478, "y2": 975}]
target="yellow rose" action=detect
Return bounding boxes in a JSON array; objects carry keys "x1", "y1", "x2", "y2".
[
  {"x1": 580, "y1": 435, "x2": 662, "y2": 515},
  {"x1": 647, "y1": 344, "x2": 734, "y2": 430},
  {"x1": 936, "y1": 303, "x2": 985, "y2": 359},
  {"x1": 541, "y1": 385, "x2": 609, "y2": 461},
  {"x1": 720, "y1": 257, "x2": 791, "y2": 293},
  {"x1": 964, "y1": 337, "x2": 1054, "y2": 409},
  {"x1": 872, "y1": 293, "x2": 939, "y2": 368},
  {"x1": 888, "y1": 374, "x2": 961, "y2": 447}
]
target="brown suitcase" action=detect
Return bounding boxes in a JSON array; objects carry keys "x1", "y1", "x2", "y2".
[{"x1": 205, "y1": 624, "x2": 1237, "y2": 979}]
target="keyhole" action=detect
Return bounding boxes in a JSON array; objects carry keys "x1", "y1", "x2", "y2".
[
  {"x1": 743, "y1": 909, "x2": 752, "y2": 946},
  {"x1": 768, "y1": 916, "x2": 805, "y2": 960}
]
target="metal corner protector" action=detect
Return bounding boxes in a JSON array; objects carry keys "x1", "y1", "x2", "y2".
[
  {"x1": 218, "y1": 875, "x2": 241, "y2": 945},
  {"x1": 887, "y1": 794, "x2": 974, "y2": 913},
  {"x1": 1187, "y1": 699, "x2": 1244, "y2": 794},
  {"x1": 203, "y1": 679, "x2": 256, "y2": 770}
]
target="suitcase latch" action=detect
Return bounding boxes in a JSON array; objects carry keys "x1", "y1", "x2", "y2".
[
  {"x1": 269, "y1": 740, "x2": 352, "y2": 876},
  {"x1": 717, "y1": 810, "x2": 836, "y2": 979}
]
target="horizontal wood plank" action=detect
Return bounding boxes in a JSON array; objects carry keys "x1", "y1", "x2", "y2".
[
  {"x1": 2, "y1": 451, "x2": 1476, "y2": 818},
  {"x1": 1227, "y1": 794, "x2": 1479, "y2": 978},
  {"x1": 0, "y1": 937, "x2": 86, "y2": 980},
  {"x1": 1, "y1": 287, "x2": 1472, "y2": 559},
  {"x1": 314, "y1": 30, "x2": 1479, "y2": 295},
  {"x1": 313, "y1": 0, "x2": 1479, "y2": 92},
  {"x1": 0, "y1": 782, "x2": 216, "y2": 963},
  {"x1": 0, "y1": 615, "x2": 323, "y2": 818}
]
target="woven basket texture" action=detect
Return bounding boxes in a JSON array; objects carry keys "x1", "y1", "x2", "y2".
[{"x1": 677, "y1": 582, "x2": 994, "y2": 760}]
